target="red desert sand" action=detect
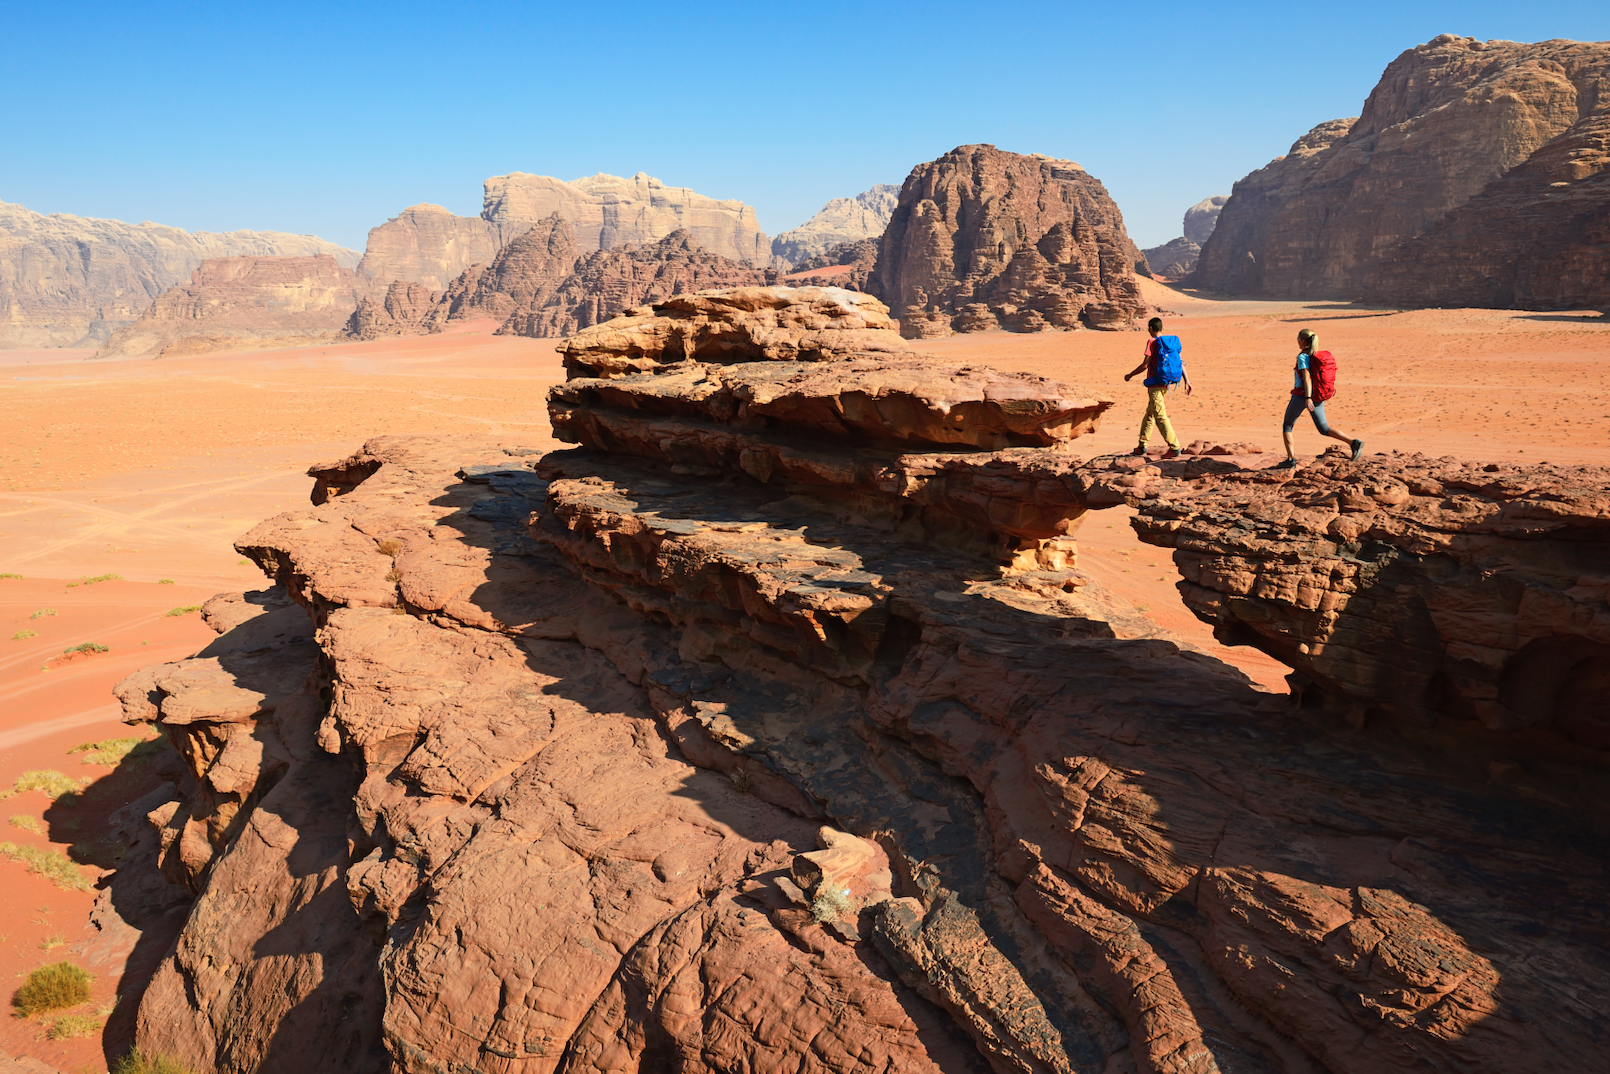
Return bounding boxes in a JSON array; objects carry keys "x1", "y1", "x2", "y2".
[{"x1": 0, "y1": 281, "x2": 1605, "y2": 1067}]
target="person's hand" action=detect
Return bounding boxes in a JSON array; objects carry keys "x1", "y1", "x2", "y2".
[
  {"x1": 1305, "y1": 398, "x2": 1315, "y2": 412},
  {"x1": 1185, "y1": 383, "x2": 1194, "y2": 396},
  {"x1": 1123, "y1": 372, "x2": 1133, "y2": 381}
]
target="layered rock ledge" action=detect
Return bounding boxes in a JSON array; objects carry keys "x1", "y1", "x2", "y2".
[{"x1": 107, "y1": 289, "x2": 1610, "y2": 1074}]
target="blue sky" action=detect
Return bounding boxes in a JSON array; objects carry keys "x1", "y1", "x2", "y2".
[{"x1": 3, "y1": 1, "x2": 1607, "y2": 251}]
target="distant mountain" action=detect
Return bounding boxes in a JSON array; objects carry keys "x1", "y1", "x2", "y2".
[
  {"x1": 770, "y1": 185, "x2": 898, "y2": 270},
  {"x1": 0, "y1": 200, "x2": 357, "y2": 348},
  {"x1": 1140, "y1": 196, "x2": 1227, "y2": 279}
]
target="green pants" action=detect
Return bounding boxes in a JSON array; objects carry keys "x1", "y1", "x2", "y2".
[{"x1": 1137, "y1": 387, "x2": 1180, "y2": 449}]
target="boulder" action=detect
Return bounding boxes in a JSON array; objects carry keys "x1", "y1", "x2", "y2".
[{"x1": 869, "y1": 145, "x2": 1148, "y2": 335}]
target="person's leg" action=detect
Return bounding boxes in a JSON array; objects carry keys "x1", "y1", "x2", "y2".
[
  {"x1": 1137, "y1": 391, "x2": 1158, "y2": 450},
  {"x1": 1150, "y1": 388, "x2": 1181, "y2": 452},
  {"x1": 1310, "y1": 402, "x2": 1365, "y2": 460},
  {"x1": 1280, "y1": 395, "x2": 1305, "y2": 462}
]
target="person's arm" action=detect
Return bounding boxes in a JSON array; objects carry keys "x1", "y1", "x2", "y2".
[
  {"x1": 1181, "y1": 360, "x2": 1193, "y2": 396},
  {"x1": 1123, "y1": 358, "x2": 1148, "y2": 381},
  {"x1": 1300, "y1": 368, "x2": 1315, "y2": 409}
]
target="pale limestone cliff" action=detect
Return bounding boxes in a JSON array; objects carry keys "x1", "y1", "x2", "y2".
[
  {"x1": 771, "y1": 184, "x2": 898, "y2": 270},
  {"x1": 0, "y1": 200, "x2": 357, "y2": 348},
  {"x1": 355, "y1": 205, "x2": 500, "y2": 292}
]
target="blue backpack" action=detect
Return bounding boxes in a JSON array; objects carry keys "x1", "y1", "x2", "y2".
[{"x1": 1149, "y1": 335, "x2": 1184, "y2": 386}]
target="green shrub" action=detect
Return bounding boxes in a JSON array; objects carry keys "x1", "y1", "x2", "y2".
[
  {"x1": 6, "y1": 770, "x2": 87, "y2": 799},
  {"x1": 164, "y1": 605, "x2": 201, "y2": 617},
  {"x1": 63, "y1": 641, "x2": 110, "y2": 655},
  {"x1": 30, "y1": 608, "x2": 56, "y2": 619},
  {"x1": 112, "y1": 1049, "x2": 195, "y2": 1074},
  {"x1": 0, "y1": 573, "x2": 22, "y2": 580},
  {"x1": 11, "y1": 961, "x2": 91, "y2": 1015},
  {"x1": 69, "y1": 737, "x2": 143, "y2": 767},
  {"x1": 79, "y1": 574, "x2": 123, "y2": 586},
  {"x1": 0, "y1": 843, "x2": 93, "y2": 891},
  {"x1": 157, "y1": 579, "x2": 175, "y2": 585},
  {"x1": 46, "y1": 1012, "x2": 102, "y2": 1039},
  {"x1": 811, "y1": 886, "x2": 857, "y2": 924},
  {"x1": 8, "y1": 814, "x2": 43, "y2": 834},
  {"x1": 11, "y1": 629, "x2": 36, "y2": 641}
]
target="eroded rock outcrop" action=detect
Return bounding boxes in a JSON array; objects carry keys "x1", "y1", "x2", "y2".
[
  {"x1": 1193, "y1": 35, "x2": 1610, "y2": 307},
  {"x1": 355, "y1": 204, "x2": 501, "y2": 292},
  {"x1": 770, "y1": 185, "x2": 898, "y2": 270},
  {"x1": 0, "y1": 200, "x2": 357, "y2": 348},
  {"x1": 111, "y1": 290, "x2": 1610, "y2": 1074},
  {"x1": 1141, "y1": 197, "x2": 1228, "y2": 280},
  {"x1": 98, "y1": 255, "x2": 371, "y2": 358},
  {"x1": 870, "y1": 145, "x2": 1148, "y2": 336}
]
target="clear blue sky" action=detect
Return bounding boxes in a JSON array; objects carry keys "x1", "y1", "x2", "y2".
[{"x1": 2, "y1": 1, "x2": 1607, "y2": 252}]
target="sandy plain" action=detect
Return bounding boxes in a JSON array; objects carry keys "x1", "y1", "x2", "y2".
[{"x1": 0, "y1": 282, "x2": 1606, "y2": 1067}]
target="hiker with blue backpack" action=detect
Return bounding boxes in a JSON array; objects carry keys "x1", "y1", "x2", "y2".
[
  {"x1": 1123, "y1": 316, "x2": 1191, "y2": 458},
  {"x1": 1274, "y1": 328, "x2": 1364, "y2": 469}
]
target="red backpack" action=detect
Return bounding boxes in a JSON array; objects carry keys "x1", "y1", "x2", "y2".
[{"x1": 1293, "y1": 350, "x2": 1337, "y2": 402}]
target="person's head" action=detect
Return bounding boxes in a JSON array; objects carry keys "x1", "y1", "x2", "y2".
[
  {"x1": 1147, "y1": 316, "x2": 1163, "y2": 337},
  {"x1": 1297, "y1": 328, "x2": 1317, "y2": 354}
]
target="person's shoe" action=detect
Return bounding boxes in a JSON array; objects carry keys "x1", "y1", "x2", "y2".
[
  {"x1": 1130, "y1": 446, "x2": 1147, "y2": 456},
  {"x1": 1350, "y1": 439, "x2": 1365, "y2": 461},
  {"x1": 1272, "y1": 458, "x2": 1297, "y2": 470},
  {"x1": 1160, "y1": 448, "x2": 1180, "y2": 460}
]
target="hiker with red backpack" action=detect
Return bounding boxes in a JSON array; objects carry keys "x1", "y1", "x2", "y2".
[
  {"x1": 1274, "y1": 328, "x2": 1363, "y2": 469},
  {"x1": 1123, "y1": 316, "x2": 1192, "y2": 458}
]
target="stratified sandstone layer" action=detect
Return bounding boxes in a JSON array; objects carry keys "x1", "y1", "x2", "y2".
[
  {"x1": 354, "y1": 204, "x2": 501, "y2": 292},
  {"x1": 0, "y1": 200, "x2": 357, "y2": 348},
  {"x1": 110, "y1": 292, "x2": 1610, "y2": 1074},
  {"x1": 770, "y1": 185, "x2": 898, "y2": 270},
  {"x1": 98, "y1": 255, "x2": 371, "y2": 358},
  {"x1": 869, "y1": 145, "x2": 1147, "y2": 337},
  {"x1": 1193, "y1": 35, "x2": 1610, "y2": 307}
]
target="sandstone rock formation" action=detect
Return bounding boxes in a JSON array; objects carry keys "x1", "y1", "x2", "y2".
[
  {"x1": 344, "y1": 280, "x2": 440, "y2": 341},
  {"x1": 869, "y1": 145, "x2": 1148, "y2": 336},
  {"x1": 483, "y1": 172, "x2": 769, "y2": 262},
  {"x1": 1193, "y1": 35, "x2": 1610, "y2": 307},
  {"x1": 781, "y1": 238, "x2": 879, "y2": 290},
  {"x1": 1141, "y1": 197, "x2": 1228, "y2": 279},
  {"x1": 354, "y1": 204, "x2": 500, "y2": 292},
  {"x1": 98, "y1": 255, "x2": 372, "y2": 358},
  {"x1": 0, "y1": 200, "x2": 357, "y2": 348},
  {"x1": 770, "y1": 185, "x2": 898, "y2": 270},
  {"x1": 496, "y1": 231, "x2": 769, "y2": 339},
  {"x1": 109, "y1": 290, "x2": 1610, "y2": 1073}
]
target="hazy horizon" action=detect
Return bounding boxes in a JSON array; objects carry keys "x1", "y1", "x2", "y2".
[{"x1": 4, "y1": 0, "x2": 1608, "y2": 251}]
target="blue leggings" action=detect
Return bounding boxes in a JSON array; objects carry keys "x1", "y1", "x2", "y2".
[{"x1": 1282, "y1": 394, "x2": 1333, "y2": 435}]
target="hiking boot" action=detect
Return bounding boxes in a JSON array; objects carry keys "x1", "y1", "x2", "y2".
[
  {"x1": 1350, "y1": 439, "x2": 1365, "y2": 461},
  {"x1": 1160, "y1": 448, "x2": 1180, "y2": 460},
  {"x1": 1130, "y1": 446, "x2": 1147, "y2": 456},
  {"x1": 1272, "y1": 458, "x2": 1297, "y2": 470}
]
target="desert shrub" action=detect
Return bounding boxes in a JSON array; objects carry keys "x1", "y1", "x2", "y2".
[
  {"x1": 811, "y1": 886, "x2": 857, "y2": 924},
  {"x1": 8, "y1": 814, "x2": 43, "y2": 833},
  {"x1": 11, "y1": 629, "x2": 36, "y2": 641},
  {"x1": 11, "y1": 961, "x2": 91, "y2": 1015},
  {"x1": 7, "y1": 770, "x2": 87, "y2": 799},
  {"x1": 0, "y1": 843, "x2": 93, "y2": 891},
  {"x1": 157, "y1": 578, "x2": 174, "y2": 584},
  {"x1": 376, "y1": 538, "x2": 401, "y2": 556},
  {"x1": 69, "y1": 737, "x2": 143, "y2": 767},
  {"x1": 63, "y1": 642, "x2": 109, "y2": 655},
  {"x1": 47, "y1": 1012, "x2": 102, "y2": 1039},
  {"x1": 165, "y1": 605, "x2": 201, "y2": 617},
  {"x1": 0, "y1": 573, "x2": 23, "y2": 580},
  {"x1": 39, "y1": 934, "x2": 64, "y2": 950},
  {"x1": 30, "y1": 608, "x2": 56, "y2": 619},
  {"x1": 79, "y1": 574, "x2": 123, "y2": 586},
  {"x1": 112, "y1": 1049, "x2": 194, "y2": 1074}
]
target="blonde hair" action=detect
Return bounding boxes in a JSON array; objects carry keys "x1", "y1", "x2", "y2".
[{"x1": 1297, "y1": 329, "x2": 1318, "y2": 353}]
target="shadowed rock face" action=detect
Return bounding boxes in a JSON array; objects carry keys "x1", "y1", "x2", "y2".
[
  {"x1": 869, "y1": 144, "x2": 1148, "y2": 337},
  {"x1": 111, "y1": 291, "x2": 1610, "y2": 1074},
  {"x1": 1193, "y1": 35, "x2": 1610, "y2": 307}
]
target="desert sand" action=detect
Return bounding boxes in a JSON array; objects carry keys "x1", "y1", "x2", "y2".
[{"x1": 0, "y1": 282, "x2": 1606, "y2": 1067}]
